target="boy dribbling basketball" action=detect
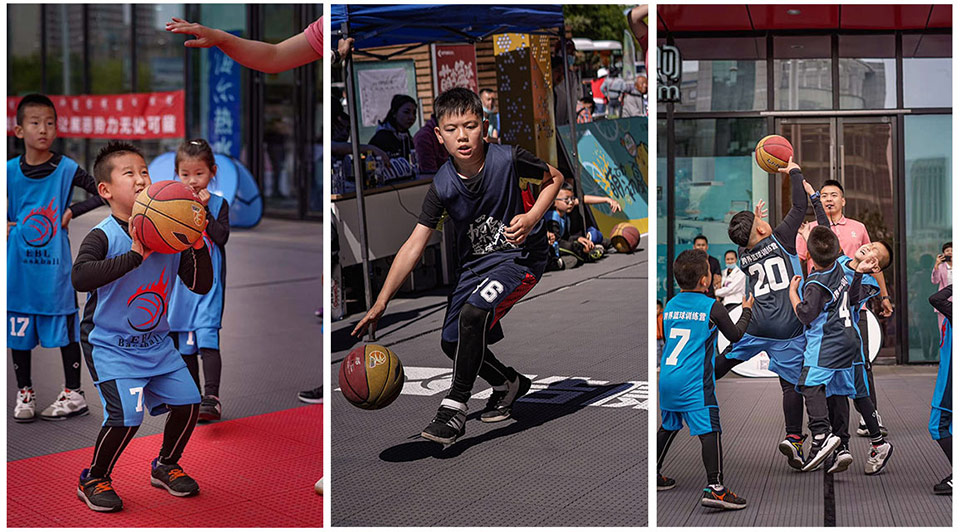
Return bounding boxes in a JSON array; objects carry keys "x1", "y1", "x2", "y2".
[
  {"x1": 352, "y1": 87, "x2": 563, "y2": 444},
  {"x1": 72, "y1": 142, "x2": 212, "y2": 511}
]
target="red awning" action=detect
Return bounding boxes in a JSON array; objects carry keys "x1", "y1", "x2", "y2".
[{"x1": 659, "y1": 4, "x2": 951, "y2": 32}]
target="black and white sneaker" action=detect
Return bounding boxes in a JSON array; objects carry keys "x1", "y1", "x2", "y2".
[
  {"x1": 857, "y1": 414, "x2": 889, "y2": 437},
  {"x1": 480, "y1": 373, "x2": 532, "y2": 423},
  {"x1": 864, "y1": 441, "x2": 893, "y2": 475},
  {"x1": 298, "y1": 386, "x2": 323, "y2": 404},
  {"x1": 421, "y1": 399, "x2": 467, "y2": 444},
  {"x1": 77, "y1": 468, "x2": 123, "y2": 512},
  {"x1": 657, "y1": 474, "x2": 676, "y2": 491},
  {"x1": 198, "y1": 395, "x2": 221, "y2": 422},
  {"x1": 150, "y1": 458, "x2": 200, "y2": 497},
  {"x1": 701, "y1": 485, "x2": 747, "y2": 510},
  {"x1": 802, "y1": 433, "x2": 841, "y2": 472},
  {"x1": 778, "y1": 434, "x2": 806, "y2": 470},
  {"x1": 934, "y1": 474, "x2": 952, "y2": 495},
  {"x1": 827, "y1": 445, "x2": 854, "y2": 474}
]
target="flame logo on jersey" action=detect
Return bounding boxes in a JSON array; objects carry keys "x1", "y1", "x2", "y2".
[
  {"x1": 126, "y1": 267, "x2": 169, "y2": 332},
  {"x1": 21, "y1": 198, "x2": 58, "y2": 248}
]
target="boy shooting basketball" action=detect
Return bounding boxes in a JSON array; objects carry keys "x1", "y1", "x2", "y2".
[{"x1": 352, "y1": 87, "x2": 563, "y2": 444}]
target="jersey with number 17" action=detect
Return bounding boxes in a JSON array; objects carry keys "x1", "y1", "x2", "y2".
[
  {"x1": 738, "y1": 234, "x2": 804, "y2": 340},
  {"x1": 659, "y1": 291, "x2": 718, "y2": 411}
]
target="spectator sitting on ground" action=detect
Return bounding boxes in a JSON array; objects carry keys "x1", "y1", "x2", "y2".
[
  {"x1": 545, "y1": 183, "x2": 622, "y2": 269},
  {"x1": 576, "y1": 97, "x2": 595, "y2": 124},
  {"x1": 715, "y1": 249, "x2": 746, "y2": 310}
]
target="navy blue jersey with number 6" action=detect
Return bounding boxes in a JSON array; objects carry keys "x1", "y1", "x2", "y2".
[
  {"x1": 738, "y1": 234, "x2": 803, "y2": 340},
  {"x1": 659, "y1": 291, "x2": 718, "y2": 411}
]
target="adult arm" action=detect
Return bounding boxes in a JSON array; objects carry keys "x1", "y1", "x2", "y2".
[
  {"x1": 166, "y1": 17, "x2": 321, "y2": 74},
  {"x1": 929, "y1": 285, "x2": 952, "y2": 323},
  {"x1": 710, "y1": 300, "x2": 752, "y2": 343},
  {"x1": 72, "y1": 228, "x2": 143, "y2": 292}
]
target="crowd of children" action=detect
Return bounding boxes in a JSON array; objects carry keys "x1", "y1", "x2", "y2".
[
  {"x1": 656, "y1": 157, "x2": 947, "y2": 513},
  {"x1": 8, "y1": 94, "x2": 232, "y2": 512}
]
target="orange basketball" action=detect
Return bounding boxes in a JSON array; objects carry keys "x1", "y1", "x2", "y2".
[
  {"x1": 755, "y1": 135, "x2": 794, "y2": 173},
  {"x1": 339, "y1": 344, "x2": 405, "y2": 410},
  {"x1": 130, "y1": 181, "x2": 206, "y2": 254},
  {"x1": 610, "y1": 222, "x2": 641, "y2": 253}
]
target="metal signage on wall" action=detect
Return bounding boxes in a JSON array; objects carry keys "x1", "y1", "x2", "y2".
[
  {"x1": 657, "y1": 44, "x2": 681, "y2": 103},
  {"x1": 208, "y1": 30, "x2": 243, "y2": 158}
]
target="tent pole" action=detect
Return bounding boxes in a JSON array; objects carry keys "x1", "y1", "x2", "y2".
[
  {"x1": 560, "y1": 28, "x2": 587, "y2": 228},
  {"x1": 342, "y1": 21, "x2": 375, "y2": 341}
]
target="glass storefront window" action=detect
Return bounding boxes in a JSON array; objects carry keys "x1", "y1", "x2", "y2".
[
  {"x1": 262, "y1": 4, "x2": 298, "y2": 216},
  {"x1": 904, "y1": 114, "x2": 952, "y2": 362},
  {"x1": 8, "y1": 4, "x2": 42, "y2": 96},
  {"x1": 89, "y1": 5, "x2": 132, "y2": 94},
  {"x1": 773, "y1": 36, "x2": 832, "y2": 110},
  {"x1": 838, "y1": 34, "x2": 896, "y2": 109},
  {"x1": 138, "y1": 4, "x2": 187, "y2": 160},
  {"x1": 904, "y1": 58, "x2": 951, "y2": 108},
  {"x1": 670, "y1": 60, "x2": 766, "y2": 113},
  {"x1": 666, "y1": 118, "x2": 767, "y2": 295}
]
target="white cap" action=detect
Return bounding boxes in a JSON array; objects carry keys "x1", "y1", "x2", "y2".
[{"x1": 597, "y1": 67, "x2": 609, "y2": 77}]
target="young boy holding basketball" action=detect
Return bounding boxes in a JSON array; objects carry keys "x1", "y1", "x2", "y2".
[
  {"x1": 72, "y1": 142, "x2": 212, "y2": 512},
  {"x1": 352, "y1": 87, "x2": 563, "y2": 444},
  {"x1": 8, "y1": 94, "x2": 106, "y2": 422},
  {"x1": 167, "y1": 139, "x2": 231, "y2": 422},
  {"x1": 657, "y1": 249, "x2": 753, "y2": 509}
]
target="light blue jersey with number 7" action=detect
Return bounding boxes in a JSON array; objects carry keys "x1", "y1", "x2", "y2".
[{"x1": 659, "y1": 291, "x2": 718, "y2": 411}]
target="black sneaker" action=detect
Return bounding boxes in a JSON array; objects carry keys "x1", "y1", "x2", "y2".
[
  {"x1": 934, "y1": 474, "x2": 952, "y2": 495},
  {"x1": 421, "y1": 400, "x2": 467, "y2": 444},
  {"x1": 298, "y1": 386, "x2": 323, "y2": 404},
  {"x1": 198, "y1": 395, "x2": 221, "y2": 422},
  {"x1": 150, "y1": 458, "x2": 199, "y2": 497},
  {"x1": 77, "y1": 469, "x2": 123, "y2": 512},
  {"x1": 802, "y1": 433, "x2": 841, "y2": 472},
  {"x1": 657, "y1": 474, "x2": 676, "y2": 491},
  {"x1": 857, "y1": 414, "x2": 889, "y2": 437},
  {"x1": 778, "y1": 434, "x2": 806, "y2": 470},
  {"x1": 827, "y1": 445, "x2": 854, "y2": 474},
  {"x1": 701, "y1": 485, "x2": 747, "y2": 510},
  {"x1": 480, "y1": 374, "x2": 532, "y2": 423}
]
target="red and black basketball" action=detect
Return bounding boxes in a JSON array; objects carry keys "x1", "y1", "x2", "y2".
[
  {"x1": 130, "y1": 181, "x2": 206, "y2": 254},
  {"x1": 755, "y1": 135, "x2": 794, "y2": 173},
  {"x1": 610, "y1": 222, "x2": 641, "y2": 253},
  {"x1": 339, "y1": 344, "x2": 405, "y2": 410}
]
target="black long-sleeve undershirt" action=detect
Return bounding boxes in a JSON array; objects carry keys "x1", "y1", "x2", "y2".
[
  {"x1": 710, "y1": 300, "x2": 752, "y2": 343},
  {"x1": 72, "y1": 215, "x2": 212, "y2": 294},
  {"x1": 772, "y1": 168, "x2": 808, "y2": 255},
  {"x1": 930, "y1": 285, "x2": 953, "y2": 324},
  {"x1": 796, "y1": 272, "x2": 864, "y2": 326},
  {"x1": 203, "y1": 201, "x2": 230, "y2": 249}
]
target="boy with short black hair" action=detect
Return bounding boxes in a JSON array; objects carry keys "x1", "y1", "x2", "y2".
[
  {"x1": 72, "y1": 142, "x2": 213, "y2": 512},
  {"x1": 352, "y1": 87, "x2": 563, "y2": 444},
  {"x1": 8, "y1": 93, "x2": 106, "y2": 422},
  {"x1": 657, "y1": 249, "x2": 754, "y2": 510}
]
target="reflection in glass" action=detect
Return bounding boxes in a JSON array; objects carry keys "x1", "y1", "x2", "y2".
[
  {"x1": 262, "y1": 5, "x2": 298, "y2": 215},
  {"x1": 138, "y1": 4, "x2": 186, "y2": 159},
  {"x1": 671, "y1": 60, "x2": 766, "y2": 113},
  {"x1": 904, "y1": 58, "x2": 952, "y2": 108},
  {"x1": 838, "y1": 58, "x2": 895, "y2": 109},
  {"x1": 774, "y1": 59, "x2": 832, "y2": 110},
  {"x1": 905, "y1": 115, "x2": 952, "y2": 362}
]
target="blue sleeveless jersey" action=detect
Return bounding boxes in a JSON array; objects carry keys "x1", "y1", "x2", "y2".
[
  {"x1": 802, "y1": 262, "x2": 860, "y2": 369},
  {"x1": 933, "y1": 319, "x2": 952, "y2": 412},
  {"x1": 80, "y1": 216, "x2": 186, "y2": 383},
  {"x1": 167, "y1": 194, "x2": 226, "y2": 331},
  {"x1": 738, "y1": 234, "x2": 803, "y2": 339},
  {"x1": 659, "y1": 292, "x2": 718, "y2": 411},
  {"x1": 7, "y1": 155, "x2": 79, "y2": 315},
  {"x1": 432, "y1": 143, "x2": 548, "y2": 270}
]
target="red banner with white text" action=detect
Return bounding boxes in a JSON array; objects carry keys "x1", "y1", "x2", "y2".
[{"x1": 7, "y1": 90, "x2": 185, "y2": 139}]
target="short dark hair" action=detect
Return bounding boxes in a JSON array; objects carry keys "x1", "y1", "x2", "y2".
[
  {"x1": 728, "y1": 211, "x2": 755, "y2": 248},
  {"x1": 578, "y1": 96, "x2": 595, "y2": 110},
  {"x1": 807, "y1": 226, "x2": 841, "y2": 267},
  {"x1": 16, "y1": 93, "x2": 57, "y2": 125},
  {"x1": 479, "y1": 88, "x2": 496, "y2": 97},
  {"x1": 175, "y1": 138, "x2": 216, "y2": 174},
  {"x1": 725, "y1": 249, "x2": 738, "y2": 259},
  {"x1": 693, "y1": 234, "x2": 708, "y2": 245},
  {"x1": 93, "y1": 141, "x2": 144, "y2": 185},
  {"x1": 381, "y1": 94, "x2": 417, "y2": 129},
  {"x1": 876, "y1": 241, "x2": 894, "y2": 270},
  {"x1": 434, "y1": 87, "x2": 483, "y2": 123},
  {"x1": 821, "y1": 179, "x2": 844, "y2": 194},
  {"x1": 943, "y1": 242, "x2": 952, "y2": 253},
  {"x1": 559, "y1": 182, "x2": 574, "y2": 193},
  {"x1": 674, "y1": 249, "x2": 709, "y2": 290}
]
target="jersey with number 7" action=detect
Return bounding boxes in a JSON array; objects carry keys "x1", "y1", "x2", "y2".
[
  {"x1": 659, "y1": 292, "x2": 719, "y2": 411},
  {"x1": 738, "y1": 233, "x2": 804, "y2": 340}
]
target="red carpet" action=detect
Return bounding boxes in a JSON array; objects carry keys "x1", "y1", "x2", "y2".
[{"x1": 8, "y1": 405, "x2": 322, "y2": 527}]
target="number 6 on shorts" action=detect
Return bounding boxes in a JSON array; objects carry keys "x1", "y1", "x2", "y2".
[{"x1": 479, "y1": 280, "x2": 505, "y2": 303}]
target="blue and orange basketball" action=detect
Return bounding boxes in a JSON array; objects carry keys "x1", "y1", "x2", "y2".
[
  {"x1": 339, "y1": 344, "x2": 405, "y2": 410},
  {"x1": 130, "y1": 181, "x2": 206, "y2": 254},
  {"x1": 755, "y1": 135, "x2": 794, "y2": 173}
]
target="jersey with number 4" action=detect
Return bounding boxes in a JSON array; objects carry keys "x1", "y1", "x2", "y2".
[
  {"x1": 659, "y1": 292, "x2": 718, "y2": 411},
  {"x1": 803, "y1": 262, "x2": 860, "y2": 369},
  {"x1": 738, "y1": 234, "x2": 803, "y2": 339}
]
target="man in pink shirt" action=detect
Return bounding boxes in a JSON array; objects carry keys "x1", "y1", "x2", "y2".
[{"x1": 796, "y1": 179, "x2": 894, "y2": 437}]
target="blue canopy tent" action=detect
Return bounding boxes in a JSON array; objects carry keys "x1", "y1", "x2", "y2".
[{"x1": 332, "y1": 5, "x2": 584, "y2": 327}]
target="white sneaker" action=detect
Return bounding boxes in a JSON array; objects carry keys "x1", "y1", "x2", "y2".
[
  {"x1": 40, "y1": 388, "x2": 89, "y2": 420},
  {"x1": 14, "y1": 387, "x2": 36, "y2": 423},
  {"x1": 865, "y1": 441, "x2": 893, "y2": 475}
]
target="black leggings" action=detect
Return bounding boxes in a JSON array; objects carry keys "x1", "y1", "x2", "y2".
[
  {"x1": 11, "y1": 343, "x2": 82, "y2": 390},
  {"x1": 183, "y1": 348, "x2": 223, "y2": 397},
  {"x1": 441, "y1": 303, "x2": 516, "y2": 404},
  {"x1": 657, "y1": 427, "x2": 723, "y2": 485},
  {"x1": 88, "y1": 403, "x2": 198, "y2": 478}
]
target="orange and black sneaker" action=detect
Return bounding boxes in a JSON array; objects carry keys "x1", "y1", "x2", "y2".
[
  {"x1": 657, "y1": 474, "x2": 677, "y2": 491},
  {"x1": 701, "y1": 485, "x2": 747, "y2": 510},
  {"x1": 150, "y1": 458, "x2": 200, "y2": 497},
  {"x1": 77, "y1": 469, "x2": 123, "y2": 512}
]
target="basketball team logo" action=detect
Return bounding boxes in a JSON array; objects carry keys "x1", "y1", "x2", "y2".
[
  {"x1": 126, "y1": 268, "x2": 170, "y2": 332},
  {"x1": 21, "y1": 198, "x2": 58, "y2": 248},
  {"x1": 192, "y1": 204, "x2": 204, "y2": 227},
  {"x1": 368, "y1": 349, "x2": 388, "y2": 368}
]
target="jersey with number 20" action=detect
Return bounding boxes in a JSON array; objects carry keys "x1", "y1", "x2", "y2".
[{"x1": 738, "y1": 234, "x2": 803, "y2": 340}]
